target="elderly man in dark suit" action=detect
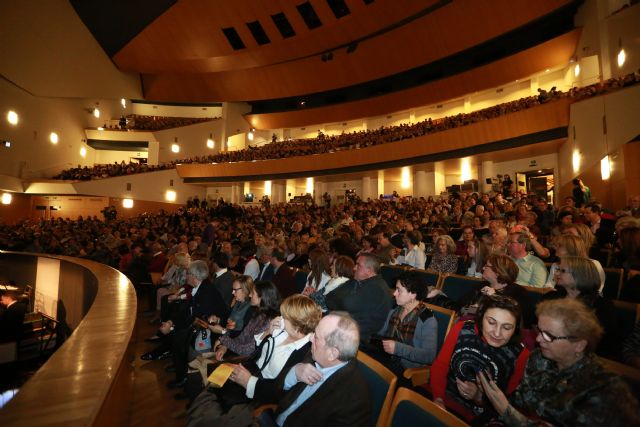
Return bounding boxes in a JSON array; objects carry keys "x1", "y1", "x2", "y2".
[{"x1": 268, "y1": 311, "x2": 371, "y2": 427}]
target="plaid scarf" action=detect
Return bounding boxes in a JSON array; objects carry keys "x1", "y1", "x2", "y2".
[{"x1": 386, "y1": 302, "x2": 428, "y2": 344}]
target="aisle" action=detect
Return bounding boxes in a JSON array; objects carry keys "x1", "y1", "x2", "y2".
[{"x1": 129, "y1": 306, "x2": 188, "y2": 427}]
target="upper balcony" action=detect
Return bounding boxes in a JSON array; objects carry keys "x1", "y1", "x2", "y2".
[{"x1": 177, "y1": 97, "x2": 571, "y2": 183}]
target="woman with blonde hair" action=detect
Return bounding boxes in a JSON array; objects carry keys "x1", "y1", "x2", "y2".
[
  {"x1": 186, "y1": 295, "x2": 322, "y2": 423},
  {"x1": 545, "y1": 234, "x2": 605, "y2": 291}
]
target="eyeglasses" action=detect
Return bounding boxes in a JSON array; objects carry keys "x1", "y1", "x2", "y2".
[
  {"x1": 534, "y1": 325, "x2": 575, "y2": 342},
  {"x1": 231, "y1": 288, "x2": 243, "y2": 293},
  {"x1": 555, "y1": 267, "x2": 570, "y2": 274}
]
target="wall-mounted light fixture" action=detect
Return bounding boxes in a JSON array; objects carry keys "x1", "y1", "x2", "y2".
[
  {"x1": 601, "y1": 155, "x2": 611, "y2": 180},
  {"x1": 1, "y1": 193, "x2": 12, "y2": 205},
  {"x1": 7, "y1": 110, "x2": 18, "y2": 125},
  {"x1": 122, "y1": 198, "x2": 134, "y2": 208},
  {"x1": 207, "y1": 133, "x2": 214, "y2": 148},
  {"x1": 165, "y1": 190, "x2": 177, "y2": 202},
  {"x1": 171, "y1": 137, "x2": 180, "y2": 153},
  {"x1": 50, "y1": 132, "x2": 59, "y2": 144}
]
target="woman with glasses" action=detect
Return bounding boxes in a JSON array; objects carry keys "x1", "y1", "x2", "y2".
[
  {"x1": 186, "y1": 295, "x2": 322, "y2": 424},
  {"x1": 460, "y1": 254, "x2": 534, "y2": 329},
  {"x1": 429, "y1": 295, "x2": 530, "y2": 422},
  {"x1": 479, "y1": 298, "x2": 640, "y2": 426},
  {"x1": 213, "y1": 280, "x2": 282, "y2": 361},
  {"x1": 205, "y1": 275, "x2": 253, "y2": 336},
  {"x1": 544, "y1": 234, "x2": 605, "y2": 291},
  {"x1": 543, "y1": 256, "x2": 619, "y2": 358}
]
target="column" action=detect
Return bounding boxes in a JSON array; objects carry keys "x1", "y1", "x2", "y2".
[
  {"x1": 377, "y1": 170, "x2": 385, "y2": 198},
  {"x1": 313, "y1": 180, "x2": 325, "y2": 205},
  {"x1": 285, "y1": 179, "x2": 296, "y2": 202},
  {"x1": 231, "y1": 183, "x2": 242, "y2": 204},
  {"x1": 480, "y1": 160, "x2": 494, "y2": 194},
  {"x1": 271, "y1": 180, "x2": 285, "y2": 204},
  {"x1": 413, "y1": 168, "x2": 428, "y2": 199},
  {"x1": 434, "y1": 162, "x2": 446, "y2": 195}
]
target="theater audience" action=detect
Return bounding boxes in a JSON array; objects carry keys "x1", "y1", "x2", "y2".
[
  {"x1": 479, "y1": 298, "x2": 640, "y2": 426},
  {"x1": 51, "y1": 73, "x2": 640, "y2": 182}
]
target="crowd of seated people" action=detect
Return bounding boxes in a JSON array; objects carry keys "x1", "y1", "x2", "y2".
[
  {"x1": 2, "y1": 188, "x2": 640, "y2": 424},
  {"x1": 50, "y1": 71, "x2": 640, "y2": 181},
  {"x1": 53, "y1": 160, "x2": 176, "y2": 180}
]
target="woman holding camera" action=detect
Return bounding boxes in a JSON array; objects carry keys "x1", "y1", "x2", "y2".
[{"x1": 430, "y1": 295, "x2": 529, "y2": 421}]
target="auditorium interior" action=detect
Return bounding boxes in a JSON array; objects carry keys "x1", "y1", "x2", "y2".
[{"x1": 1, "y1": 0, "x2": 640, "y2": 425}]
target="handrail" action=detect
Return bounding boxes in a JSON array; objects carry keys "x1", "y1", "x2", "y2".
[{"x1": 0, "y1": 251, "x2": 137, "y2": 426}]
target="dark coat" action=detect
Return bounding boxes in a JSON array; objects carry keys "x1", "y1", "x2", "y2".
[
  {"x1": 325, "y1": 275, "x2": 393, "y2": 345},
  {"x1": 213, "y1": 270, "x2": 235, "y2": 307},
  {"x1": 275, "y1": 358, "x2": 371, "y2": 427},
  {"x1": 0, "y1": 301, "x2": 27, "y2": 342},
  {"x1": 272, "y1": 264, "x2": 297, "y2": 299}
]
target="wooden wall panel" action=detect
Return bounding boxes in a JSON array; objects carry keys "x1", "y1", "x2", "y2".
[
  {"x1": 177, "y1": 98, "x2": 570, "y2": 181},
  {"x1": 109, "y1": 197, "x2": 185, "y2": 218},
  {"x1": 0, "y1": 193, "x2": 32, "y2": 225},
  {"x1": 244, "y1": 30, "x2": 580, "y2": 129},
  {"x1": 135, "y1": 0, "x2": 573, "y2": 101}
]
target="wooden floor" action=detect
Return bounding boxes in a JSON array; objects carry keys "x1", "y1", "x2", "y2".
[{"x1": 129, "y1": 306, "x2": 187, "y2": 427}]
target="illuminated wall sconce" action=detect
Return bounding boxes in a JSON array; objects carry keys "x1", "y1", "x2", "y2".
[
  {"x1": 306, "y1": 177, "x2": 314, "y2": 194},
  {"x1": 7, "y1": 110, "x2": 18, "y2": 125},
  {"x1": 248, "y1": 130, "x2": 254, "y2": 141},
  {"x1": 617, "y1": 49, "x2": 626, "y2": 67},
  {"x1": 171, "y1": 137, "x2": 180, "y2": 153},
  {"x1": 207, "y1": 133, "x2": 214, "y2": 149},
  {"x1": 600, "y1": 155, "x2": 611, "y2": 180},
  {"x1": 572, "y1": 149, "x2": 581, "y2": 172},
  {"x1": 617, "y1": 38, "x2": 626, "y2": 68},
  {"x1": 401, "y1": 166, "x2": 411, "y2": 189},
  {"x1": 122, "y1": 198, "x2": 134, "y2": 208},
  {"x1": 461, "y1": 158, "x2": 471, "y2": 181},
  {"x1": 264, "y1": 180, "x2": 272, "y2": 196},
  {"x1": 93, "y1": 105, "x2": 100, "y2": 118},
  {"x1": 121, "y1": 98, "x2": 127, "y2": 108},
  {"x1": 574, "y1": 63, "x2": 580, "y2": 77},
  {"x1": 50, "y1": 132, "x2": 59, "y2": 144},
  {"x1": 165, "y1": 190, "x2": 177, "y2": 202},
  {"x1": 80, "y1": 146, "x2": 87, "y2": 157},
  {"x1": 1, "y1": 193, "x2": 12, "y2": 205}
]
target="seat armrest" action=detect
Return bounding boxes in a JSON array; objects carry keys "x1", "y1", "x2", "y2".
[{"x1": 403, "y1": 366, "x2": 431, "y2": 387}]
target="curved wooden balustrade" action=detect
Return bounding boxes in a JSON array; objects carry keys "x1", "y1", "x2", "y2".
[
  {"x1": 177, "y1": 97, "x2": 570, "y2": 182},
  {"x1": 0, "y1": 252, "x2": 137, "y2": 427}
]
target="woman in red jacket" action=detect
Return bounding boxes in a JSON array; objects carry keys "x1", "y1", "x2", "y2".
[{"x1": 429, "y1": 295, "x2": 529, "y2": 422}]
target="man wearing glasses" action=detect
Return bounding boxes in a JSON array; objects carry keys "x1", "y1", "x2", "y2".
[{"x1": 506, "y1": 232, "x2": 547, "y2": 288}]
